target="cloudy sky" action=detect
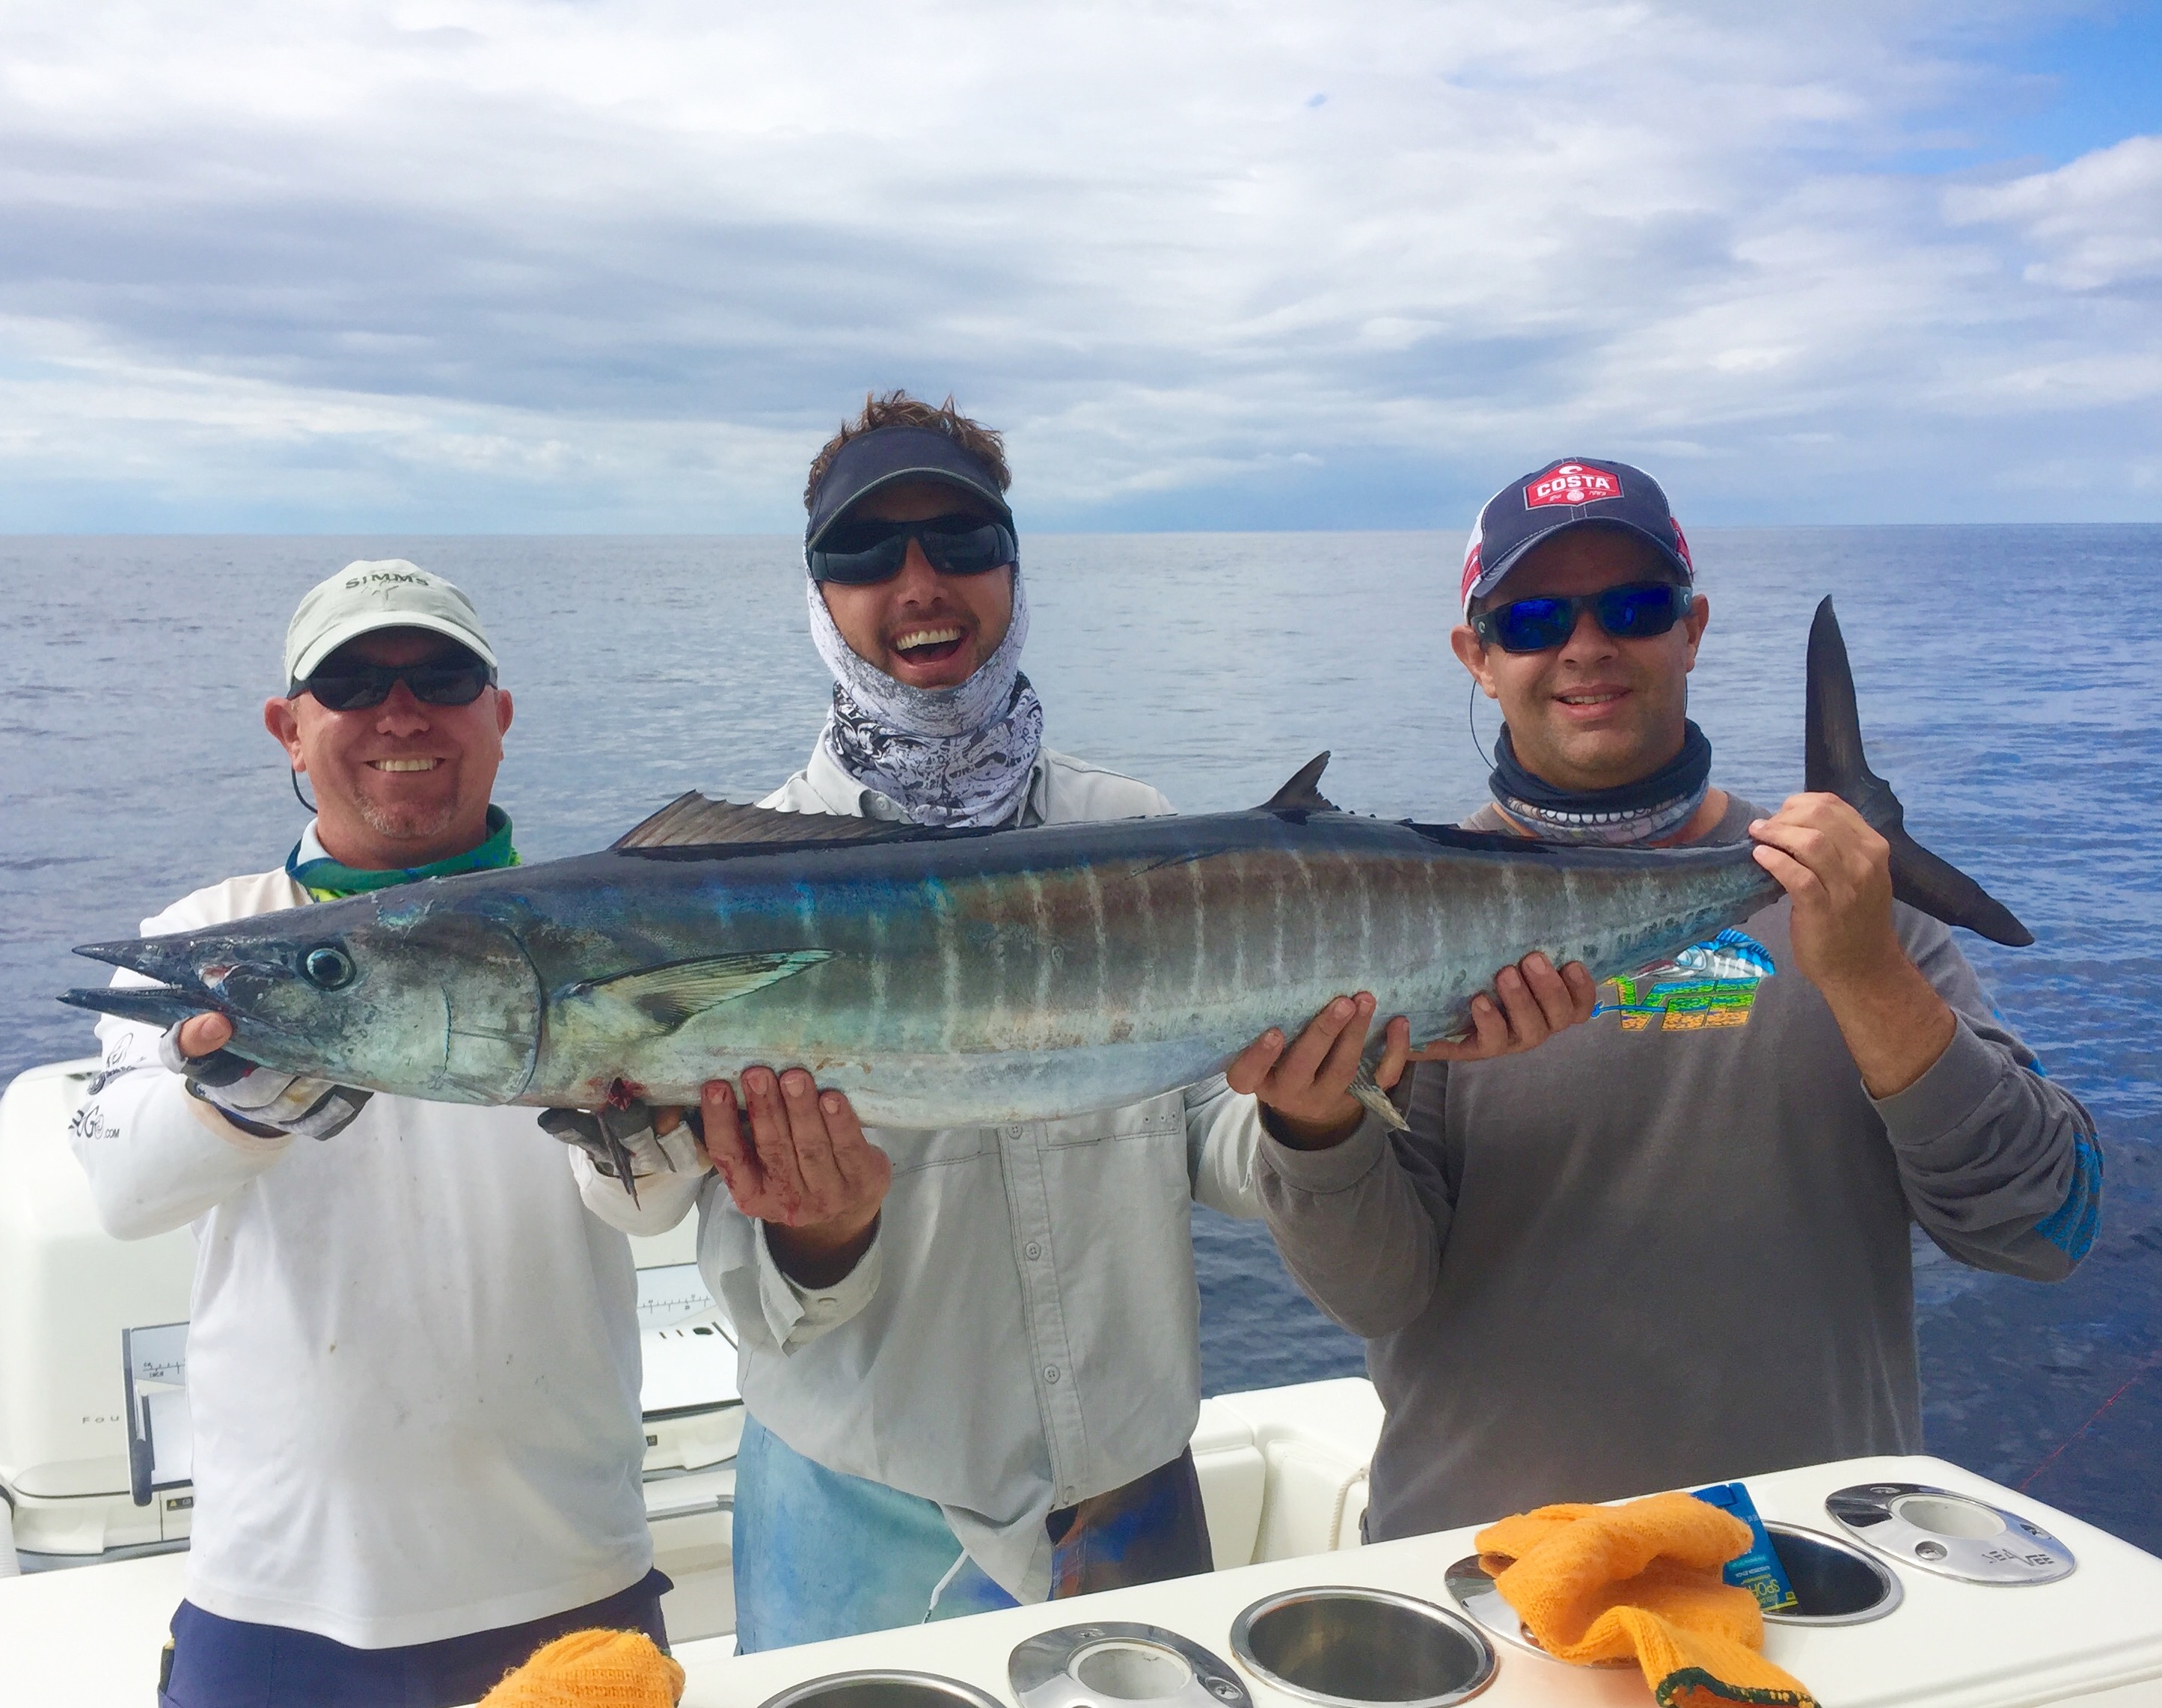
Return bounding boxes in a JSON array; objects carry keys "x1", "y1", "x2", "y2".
[{"x1": 3, "y1": 0, "x2": 2158, "y2": 531}]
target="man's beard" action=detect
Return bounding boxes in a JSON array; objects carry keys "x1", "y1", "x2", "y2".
[{"x1": 352, "y1": 792, "x2": 461, "y2": 844}]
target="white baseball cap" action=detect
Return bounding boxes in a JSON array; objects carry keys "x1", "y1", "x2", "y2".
[{"x1": 283, "y1": 560, "x2": 497, "y2": 691}]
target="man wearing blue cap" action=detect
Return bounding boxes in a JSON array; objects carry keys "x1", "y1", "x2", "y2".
[
  {"x1": 578, "y1": 393, "x2": 1266, "y2": 1649},
  {"x1": 1232, "y1": 457, "x2": 2102, "y2": 1537}
]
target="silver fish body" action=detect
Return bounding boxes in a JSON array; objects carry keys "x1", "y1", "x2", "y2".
[
  {"x1": 69, "y1": 812, "x2": 1782, "y2": 1125},
  {"x1": 65, "y1": 600, "x2": 2031, "y2": 1123}
]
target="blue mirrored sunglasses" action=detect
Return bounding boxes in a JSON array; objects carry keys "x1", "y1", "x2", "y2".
[{"x1": 1470, "y1": 581, "x2": 1693, "y2": 653}]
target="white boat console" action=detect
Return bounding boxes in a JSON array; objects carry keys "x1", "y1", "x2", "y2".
[{"x1": 7, "y1": 1056, "x2": 2161, "y2": 1707}]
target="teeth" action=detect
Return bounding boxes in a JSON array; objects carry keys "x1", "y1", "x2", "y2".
[
  {"x1": 372, "y1": 758, "x2": 439, "y2": 772},
  {"x1": 895, "y1": 626, "x2": 963, "y2": 651}
]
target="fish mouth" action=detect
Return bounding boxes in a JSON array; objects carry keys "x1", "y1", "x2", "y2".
[
  {"x1": 65, "y1": 936, "x2": 283, "y2": 1030},
  {"x1": 75, "y1": 935, "x2": 206, "y2": 983},
  {"x1": 64, "y1": 937, "x2": 229, "y2": 1029},
  {"x1": 58, "y1": 983, "x2": 218, "y2": 1029}
]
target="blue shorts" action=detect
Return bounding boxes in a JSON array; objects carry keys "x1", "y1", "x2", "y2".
[{"x1": 158, "y1": 1567, "x2": 672, "y2": 1708}]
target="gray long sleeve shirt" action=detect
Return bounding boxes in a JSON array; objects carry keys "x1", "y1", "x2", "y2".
[{"x1": 1256, "y1": 795, "x2": 2101, "y2": 1540}]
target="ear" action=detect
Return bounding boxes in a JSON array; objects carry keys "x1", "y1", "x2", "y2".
[
  {"x1": 263, "y1": 697, "x2": 305, "y2": 769},
  {"x1": 1681, "y1": 592, "x2": 1710, "y2": 674},
  {"x1": 494, "y1": 686, "x2": 514, "y2": 737},
  {"x1": 1450, "y1": 624, "x2": 1501, "y2": 700}
]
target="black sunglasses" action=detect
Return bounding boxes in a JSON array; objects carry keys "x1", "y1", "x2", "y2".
[
  {"x1": 807, "y1": 515, "x2": 1017, "y2": 586},
  {"x1": 295, "y1": 654, "x2": 497, "y2": 711},
  {"x1": 1470, "y1": 581, "x2": 1694, "y2": 654}
]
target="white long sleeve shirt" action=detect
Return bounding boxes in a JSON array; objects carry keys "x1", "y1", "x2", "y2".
[
  {"x1": 577, "y1": 744, "x2": 1265, "y2": 1602},
  {"x1": 71, "y1": 865, "x2": 653, "y2": 1649}
]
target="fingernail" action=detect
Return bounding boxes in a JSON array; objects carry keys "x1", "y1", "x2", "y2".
[{"x1": 821, "y1": 1093, "x2": 842, "y2": 1115}]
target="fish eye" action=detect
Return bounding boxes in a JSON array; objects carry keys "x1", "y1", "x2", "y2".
[{"x1": 302, "y1": 944, "x2": 356, "y2": 989}]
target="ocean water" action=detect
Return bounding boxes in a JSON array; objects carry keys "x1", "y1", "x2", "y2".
[{"x1": 3, "y1": 528, "x2": 2157, "y2": 1548}]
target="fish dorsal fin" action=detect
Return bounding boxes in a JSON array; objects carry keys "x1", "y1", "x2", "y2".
[
  {"x1": 568, "y1": 951, "x2": 835, "y2": 1029},
  {"x1": 613, "y1": 792, "x2": 924, "y2": 852},
  {"x1": 1259, "y1": 753, "x2": 1340, "y2": 815}
]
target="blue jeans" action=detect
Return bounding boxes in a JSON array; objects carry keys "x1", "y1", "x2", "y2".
[
  {"x1": 732, "y1": 1413, "x2": 1212, "y2": 1653},
  {"x1": 158, "y1": 1568, "x2": 672, "y2": 1708}
]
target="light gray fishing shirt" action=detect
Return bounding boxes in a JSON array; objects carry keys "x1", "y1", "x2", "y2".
[
  {"x1": 583, "y1": 743, "x2": 1267, "y2": 1603},
  {"x1": 1255, "y1": 795, "x2": 2102, "y2": 1539}
]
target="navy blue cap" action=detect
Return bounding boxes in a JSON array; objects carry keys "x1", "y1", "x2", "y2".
[
  {"x1": 804, "y1": 424, "x2": 1014, "y2": 551},
  {"x1": 1459, "y1": 457, "x2": 1694, "y2": 617}
]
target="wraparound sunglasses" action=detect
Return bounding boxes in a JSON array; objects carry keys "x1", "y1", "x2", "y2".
[
  {"x1": 808, "y1": 515, "x2": 1017, "y2": 586},
  {"x1": 294, "y1": 655, "x2": 497, "y2": 711},
  {"x1": 1471, "y1": 581, "x2": 1694, "y2": 653}
]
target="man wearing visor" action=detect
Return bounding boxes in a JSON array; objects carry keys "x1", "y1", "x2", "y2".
[
  {"x1": 578, "y1": 393, "x2": 1265, "y2": 1650},
  {"x1": 71, "y1": 563, "x2": 663, "y2": 1707},
  {"x1": 1234, "y1": 457, "x2": 2101, "y2": 1537}
]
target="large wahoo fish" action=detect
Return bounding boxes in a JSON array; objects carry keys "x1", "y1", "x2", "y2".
[{"x1": 66, "y1": 600, "x2": 2029, "y2": 1137}]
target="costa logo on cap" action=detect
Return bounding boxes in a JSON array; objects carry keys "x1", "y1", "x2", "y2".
[
  {"x1": 1461, "y1": 456, "x2": 1691, "y2": 618},
  {"x1": 1525, "y1": 462, "x2": 1620, "y2": 509}
]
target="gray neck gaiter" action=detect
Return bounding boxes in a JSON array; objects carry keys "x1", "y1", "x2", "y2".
[{"x1": 806, "y1": 572, "x2": 1044, "y2": 828}]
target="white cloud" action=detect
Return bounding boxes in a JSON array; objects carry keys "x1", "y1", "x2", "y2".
[
  {"x1": 1947, "y1": 133, "x2": 2162, "y2": 291},
  {"x1": 0, "y1": 0, "x2": 2155, "y2": 527}
]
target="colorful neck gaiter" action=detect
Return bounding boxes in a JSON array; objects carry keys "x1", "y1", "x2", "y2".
[
  {"x1": 287, "y1": 804, "x2": 520, "y2": 900},
  {"x1": 1489, "y1": 721, "x2": 1712, "y2": 846},
  {"x1": 806, "y1": 571, "x2": 1044, "y2": 829}
]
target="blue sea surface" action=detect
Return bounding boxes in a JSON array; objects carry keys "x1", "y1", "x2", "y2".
[{"x1": 2, "y1": 527, "x2": 2156, "y2": 1547}]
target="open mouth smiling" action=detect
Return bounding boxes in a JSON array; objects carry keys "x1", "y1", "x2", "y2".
[{"x1": 892, "y1": 625, "x2": 968, "y2": 665}]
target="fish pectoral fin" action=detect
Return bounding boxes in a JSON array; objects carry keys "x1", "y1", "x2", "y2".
[
  {"x1": 1348, "y1": 1064, "x2": 1410, "y2": 1132},
  {"x1": 612, "y1": 792, "x2": 938, "y2": 853},
  {"x1": 572, "y1": 951, "x2": 834, "y2": 1029}
]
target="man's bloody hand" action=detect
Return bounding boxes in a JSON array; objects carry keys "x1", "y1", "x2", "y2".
[{"x1": 702, "y1": 1070, "x2": 891, "y2": 1288}]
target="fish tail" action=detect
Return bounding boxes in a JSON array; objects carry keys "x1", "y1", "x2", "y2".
[{"x1": 1804, "y1": 597, "x2": 2033, "y2": 946}]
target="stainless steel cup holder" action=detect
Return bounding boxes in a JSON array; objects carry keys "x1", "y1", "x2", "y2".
[
  {"x1": 1826, "y1": 1483, "x2": 2076, "y2": 1586},
  {"x1": 1761, "y1": 1523, "x2": 1903, "y2": 1624},
  {"x1": 1011, "y1": 1623, "x2": 1250, "y2": 1708},
  {"x1": 759, "y1": 1672, "x2": 1011, "y2": 1708},
  {"x1": 1230, "y1": 1587, "x2": 1498, "y2": 1707}
]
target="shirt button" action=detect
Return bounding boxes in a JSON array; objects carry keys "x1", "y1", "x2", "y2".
[
  {"x1": 1025, "y1": 1241, "x2": 1043, "y2": 1261},
  {"x1": 1044, "y1": 1365, "x2": 1060, "y2": 1383}
]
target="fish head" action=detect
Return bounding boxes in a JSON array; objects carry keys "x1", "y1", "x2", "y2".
[{"x1": 73, "y1": 891, "x2": 543, "y2": 1103}]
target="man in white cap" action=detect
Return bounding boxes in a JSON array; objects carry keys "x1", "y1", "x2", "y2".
[
  {"x1": 577, "y1": 392, "x2": 1265, "y2": 1650},
  {"x1": 70, "y1": 563, "x2": 663, "y2": 1707}
]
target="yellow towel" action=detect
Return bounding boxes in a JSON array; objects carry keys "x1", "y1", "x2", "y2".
[
  {"x1": 479, "y1": 1629, "x2": 686, "y2": 1708},
  {"x1": 1477, "y1": 1491, "x2": 1816, "y2": 1708}
]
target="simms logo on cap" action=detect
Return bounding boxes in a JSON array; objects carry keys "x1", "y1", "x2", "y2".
[
  {"x1": 1525, "y1": 463, "x2": 1620, "y2": 509},
  {"x1": 344, "y1": 568, "x2": 435, "y2": 591}
]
